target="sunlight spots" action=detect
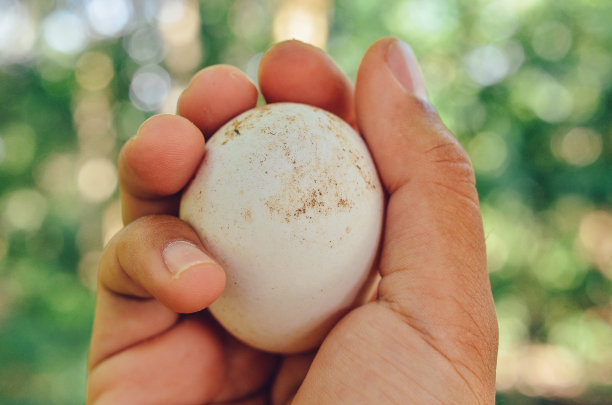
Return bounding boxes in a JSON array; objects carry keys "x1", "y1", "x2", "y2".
[
  {"x1": 3, "y1": 189, "x2": 47, "y2": 232},
  {"x1": 75, "y1": 52, "x2": 114, "y2": 91},
  {"x1": 273, "y1": 0, "x2": 330, "y2": 49},
  {"x1": 0, "y1": 0, "x2": 36, "y2": 64},
  {"x1": 129, "y1": 64, "x2": 171, "y2": 112},
  {"x1": 76, "y1": 158, "x2": 117, "y2": 203},
  {"x1": 85, "y1": 0, "x2": 132, "y2": 38},
  {"x1": 42, "y1": 10, "x2": 88, "y2": 54}
]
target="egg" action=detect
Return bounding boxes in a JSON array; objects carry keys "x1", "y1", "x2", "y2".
[{"x1": 180, "y1": 102, "x2": 384, "y2": 353}]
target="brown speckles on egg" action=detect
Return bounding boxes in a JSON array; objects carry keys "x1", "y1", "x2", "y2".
[
  {"x1": 220, "y1": 115, "x2": 253, "y2": 145},
  {"x1": 179, "y1": 102, "x2": 383, "y2": 354},
  {"x1": 242, "y1": 208, "x2": 253, "y2": 223},
  {"x1": 263, "y1": 167, "x2": 354, "y2": 224}
]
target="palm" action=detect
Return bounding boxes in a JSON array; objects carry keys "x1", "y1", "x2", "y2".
[
  {"x1": 178, "y1": 312, "x2": 281, "y2": 404},
  {"x1": 184, "y1": 298, "x2": 487, "y2": 404}
]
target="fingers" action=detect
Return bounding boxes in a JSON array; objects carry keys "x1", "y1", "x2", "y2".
[
  {"x1": 89, "y1": 215, "x2": 225, "y2": 370},
  {"x1": 211, "y1": 335, "x2": 280, "y2": 404},
  {"x1": 118, "y1": 114, "x2": 205, "y2": 223},
  {"x1": 88, "y1": 216, "x2": 227, "y2": 403},
  {"x1": 271, "y1": 353, "x2": 315, "y2": 405},
  {"x1": 258, "y1": 40, "x2": 355, "y2": 125},
  {"x1": 89, "y1": 215, "x2": 283, "y2": 405},
  {"x1": 88, "y1": 316, "x2": 225, "y2": 405},
  {"x1": 178, "y1": 65, "x2": 259, "y2": 137},
  {"x1": 119, "y1": 66, "x2": 258, "y2": 224},
  {"x1": 355, "y1": 37, "x2": 498, "y2": 392},
  {"x1": 100, "y1": 215, "x2": 225, "y2": 314},
  {"x1": 120, "y1": 49, "x2": 353, "y2": 224}
]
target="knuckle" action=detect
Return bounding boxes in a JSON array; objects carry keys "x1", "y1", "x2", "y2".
[{"x1": 422, "y1": 134, "x2": 479, "y2": 208}]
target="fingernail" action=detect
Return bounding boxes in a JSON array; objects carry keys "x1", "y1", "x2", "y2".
[
  {"x1": 386, "y1": 39, "x2": 428, "y2": 101},
  {"x1": 163, "y1": 241, "x2": 215, "y2": 279}
]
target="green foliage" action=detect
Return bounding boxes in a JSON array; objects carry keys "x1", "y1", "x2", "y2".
[{"x1": 1, "y1": 0, "x2": 611, "y2": 404}]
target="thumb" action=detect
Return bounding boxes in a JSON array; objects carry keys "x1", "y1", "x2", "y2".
[{"x1": 355, "y1": 37, "x2": 498, "y2": 382}]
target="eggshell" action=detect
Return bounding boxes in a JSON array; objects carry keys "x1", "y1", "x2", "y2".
[{"x1": 180, "y1": 102, "x2": 383, "y2": 353}]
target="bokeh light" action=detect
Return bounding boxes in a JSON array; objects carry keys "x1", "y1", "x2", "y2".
[
  {"x1": 515, "y1": 344, "x2": 586, "y2": 398},
  {"x1": 465, "y1": 45, "x2": 511, "y2": 87},
  {"x1": 125, "y1": 26, "x2": 165, "y2": 64},
  {"x1": 476, "y1": 1, "x2": 519, "y2": 41},
  {"x1": 129, "y1": 64, "x2": 172, "y2": 111},
  {"x1": 273, "y1": 0, "x2": 330, "y2": 49},
  {"x1": 75, "y1": 52, "x2": 115, "y2": 91},
  {"x1": 384, "y1": 0, "x2": 458, "y2": 43},
  {"x1": 0, "y1": 123, "x2": 37, "y2": 174},
  {"x1": 2, "y1": 189, "x2": 47, "y2": 232},
  {"x1": 579, "y1": 211, "x2": 612, "y2": 279},
  {"x1": 76, "y1": 158, "x2": 118, "y2": 203},
  {"x1": 42, "y1": 9, "x2": 89, "y2": 54},
  {"x1": 158, "y1": 0, "x2": 203, "y2": 76},
  {"x1": 528, "y1": 71, "x2": 574, "y2": 123},
  {"x1": 468, "y1": 131, "x2": 509, "y2": 175},
  {"x1": 230, "y1": 0, "x2": 272, "y2": 48},
  {"x1": 34, "y1": 154, "x2": 78, "y2": 197},
  {"x1": 552, "y1": 127, "x2": 602, "y2": 167},
  {"x1": 0, "y1": 0, "x2": 37, "y2": 65},
  {"x1": 0, "y1": 137, "x2": 4, "y2": 165},
  {"x1": 85, "y1": 0, "x2": 132, "y2": 38},
  {"x1": 532, "y1": 21, "x2": 573, "y2": 61}
]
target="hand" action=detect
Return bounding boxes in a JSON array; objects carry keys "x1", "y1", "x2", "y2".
[{"x1": 86, "y1": 37, "x2": 498, "y2": 404}]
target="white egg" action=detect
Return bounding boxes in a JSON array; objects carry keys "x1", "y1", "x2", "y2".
[{"x1": 180, "y1": 102, "x2": 384, "y2": 353}]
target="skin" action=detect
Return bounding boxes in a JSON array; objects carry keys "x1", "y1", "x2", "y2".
[{"x1": 86, "y1": 37, "x2": 498, "y2": 404}]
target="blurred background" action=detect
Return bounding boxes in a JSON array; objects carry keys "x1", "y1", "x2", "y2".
[{"x1": 0, "y1": 0, "x2": 610, "y2": 403}]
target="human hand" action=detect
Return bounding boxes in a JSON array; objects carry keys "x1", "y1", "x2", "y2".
[{"x1": 86, "y1": 37, "x2": 498, "y2": 404}]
